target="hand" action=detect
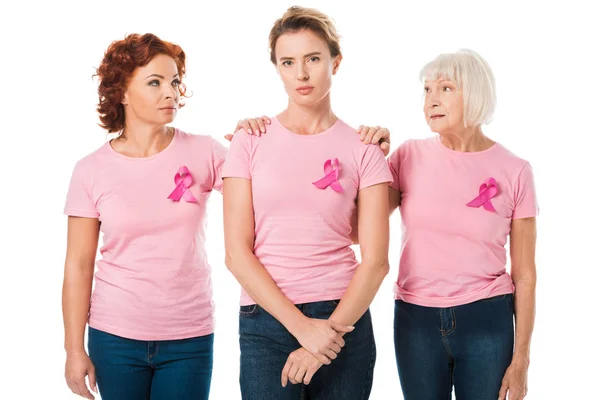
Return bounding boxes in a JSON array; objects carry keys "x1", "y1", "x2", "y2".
[
  {"x1": 224, "y1": 115, "x2": 271, "y2": 141},
  {"x1": 357, "y1": 125, "x2": 391, "y2": 156},
  {"x1": 294, "y1": 318, "x2": 353, "y2": 365},
  {"x1": 281, "y1": 347, "x2": 324, "y2": 387},
  {"x1": 498, "y1": 358, "x2": 529, "y2": 400},
  {"x1": 65, "y1": 351, "x2": 97, "y2": 399}
]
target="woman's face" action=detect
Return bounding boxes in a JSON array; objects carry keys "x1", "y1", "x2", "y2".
[
  {"x1": 274, "y1": 29, "x2": 341, "y2": 106},
  {"x1": 122, "y1": 54, "x2": 181, "y2": 128},
  {"x1": 423, "y1": 78, "x2": 465, "y2": 135}
]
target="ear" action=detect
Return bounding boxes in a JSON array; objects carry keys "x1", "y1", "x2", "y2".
[
  {"x1": 332, "y1": 54, "x2": 343, "y2": 75},
  {"x1": 121, "y1": 89, "x2": 129, "y2": 106}
]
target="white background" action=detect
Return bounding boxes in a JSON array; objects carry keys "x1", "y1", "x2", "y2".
[{"x1": 1, "y1": 0, "x2": 598, "y2": 398}]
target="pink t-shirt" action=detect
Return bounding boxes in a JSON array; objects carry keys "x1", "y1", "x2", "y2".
[
  {"x1": 64, "y1": 129, "x2": 227, "y2": 340},
  {"x1": 222, "y1": 117, "x2": 392, "y2": 306},
  {"x1": 388, "y1": 136, "x2": 539, "y2": 307}
]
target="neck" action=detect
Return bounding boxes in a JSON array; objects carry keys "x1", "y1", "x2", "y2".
[
  {"x1": 279, "y1": 94, "x2": 337, "y2": 135},
  {"x1": 115, "y1": 120, "x2": 172, "y2": 158},
  {"x1": 439, "y1": 125, "x2": 494, "y2": 152}
]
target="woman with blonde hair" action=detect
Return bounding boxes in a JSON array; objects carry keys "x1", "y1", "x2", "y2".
[{"x1": 223, "y1": 6, "x2": 392, "y2": 399}]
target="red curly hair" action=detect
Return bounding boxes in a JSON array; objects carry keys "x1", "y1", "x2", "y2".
[{"x1": 95, "y1": 33, "x2": 188, "y2": 133}]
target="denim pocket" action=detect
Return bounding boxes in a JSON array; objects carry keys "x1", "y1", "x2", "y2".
[{"x1": 239, "y1": 304, "x2": 260, "y2": 317}]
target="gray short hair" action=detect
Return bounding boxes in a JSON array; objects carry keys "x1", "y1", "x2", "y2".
[{"x1": 420, "y1": 49, "x2": 496, "y2": 127}]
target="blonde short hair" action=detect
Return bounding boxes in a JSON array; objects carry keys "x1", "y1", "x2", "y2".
[
  {"x1": 420, "y1": 49, "x2": 496, "y2": 127},
  {"x1": 269, "y1": 6, "x2": 341, "y2": 65}
]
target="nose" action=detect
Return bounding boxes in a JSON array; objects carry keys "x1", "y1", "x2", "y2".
[
  {"x1": 426, "y1": 90, "x2": 440, "y2": 109},
  {"x1": 296, "y1": 64, "x2": 308, "y2": 81},
  {"x1": 163, "y1": 82, "x2": 178, "y2": 100}
]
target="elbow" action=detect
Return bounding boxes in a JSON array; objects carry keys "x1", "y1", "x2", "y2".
[
  {"x1": 365, "y1": 258, "x2": 390, "y2": 278},
  {"x1": 224, "y1": 244, "x2": 251, "y2": 273}
]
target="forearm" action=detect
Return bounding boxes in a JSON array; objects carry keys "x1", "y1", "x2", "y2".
[
  {"x1": 226, "y1": 250, "x2": 308, "y2": 336},
  {"x1": 330, "y1": 259, "x2": 389, "y2": 326},
  {"x1": 512, "y1": 276, "x2": 536, "y2": 363},
  {"x1": 62, "y1": 264, "x2": 94, "y2": 354}
]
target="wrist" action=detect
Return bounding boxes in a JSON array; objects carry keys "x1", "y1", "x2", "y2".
[
  {"x1": 511, "y1": 352, "x2": 530, "y2": 366},
  {"x1": 286, "y1": 313, "x2": 309, "y2": 338}
]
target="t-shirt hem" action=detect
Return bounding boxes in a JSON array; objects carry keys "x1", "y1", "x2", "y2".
[
  {"x1": 88, "y1": 321, "x2": 215, "y2": 341},
  {"x1": 222, "y1": 173, "x2": 251, "y2": 180},
  {"x1": 359, "y1": 178, "x2": 393, "y2": 191},
  {"x1": 240, "y1": 293, "x2": 345, "y2": 306},
  {"x1": 394, "y1": 285, "x2": 514, "y2": 308},
  {"x1": 64, "y1": 208, "x2": 99, "y2": 218},
  {"x1": 512, "y1": 210, "x2": 539, "y2": 219}
]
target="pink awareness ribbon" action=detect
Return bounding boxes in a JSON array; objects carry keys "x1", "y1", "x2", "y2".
[
  {"x1": 466, "y1": 177, "x2": 498, "y2": 212},
  {"x1": 167, "y1": 166, "x2": 197, "y2": 202},
  {"x1": 312, "y1": 158, "x2": 344, "y2": 193}
]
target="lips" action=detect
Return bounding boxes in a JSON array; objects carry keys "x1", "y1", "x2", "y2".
[
  {"x1": 296, "y1": 86, "x2": 314, "y2": 95},
  {"x1": 430, "y1": 114, "x2": 445, "y2": 119}
]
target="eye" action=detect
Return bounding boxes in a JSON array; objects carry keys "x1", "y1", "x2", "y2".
[
  {"x1": 148, "y1": 79, "x2": 160, "y2": 86},
  {"x1": 443, "y1": 86, "x2": 452, "y2": 92},
  {"x1": 282, "y1": 60, "x2": 293, "y2": 67},
  {"x1": 172, "y1": 79, "x2": 181, "y2": 87},
  {"x1": 308, "y1": 56, "x2": 320, "y2": 62},
  {"x1": 424, "y1": 86, "x2": 431, "y2": 93}
]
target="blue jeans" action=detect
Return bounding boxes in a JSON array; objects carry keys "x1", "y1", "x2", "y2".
[
  {"x1": 88, "y1": 327, "x2": 213, "y2": 400},
  {"x1": 239, "y1": 300, "x2": 376, "y2": 400},
  {"x1": 394, "y1": 294, "x2": 515, "y2": 400}
]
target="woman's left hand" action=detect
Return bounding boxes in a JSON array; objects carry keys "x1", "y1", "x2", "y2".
[
  {"x1": 224, "y1": 116, "x2": 271, "y2": 141},
  {"x1": 498, "y1": 358, "x2": 529, "y2": 400},
  {"x1": 357, "y1": 125, "x2": 391, "y2": 156},
  {"x1": 281, "y1": 347, "x2": 323, "y2": 387}
]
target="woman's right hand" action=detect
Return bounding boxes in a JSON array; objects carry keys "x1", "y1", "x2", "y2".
[
  {"x1": 294, "y1": 318, "x2": 354, "y2": 364},
  {"x1": 65, "y1": 351, "x2": 97, "y2": 399}
]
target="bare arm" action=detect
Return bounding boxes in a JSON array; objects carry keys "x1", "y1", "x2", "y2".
[
  {"x1": 349, "y1": 186, "x2": 399, "y2": 244},
  {"x1": 498, "y1": 217, "x2": 537, "y2": 400},
  {"x1": 330, "y1": 183, "x2": 390, "y2": 326},
  {"x1": 62, "y1": 216, "x2": 99, "y2": 399},
  {"x1": 510, "y1": 217, "x2": 537, "y2": 363},
  {"x1": 223, "y1": 178, "x2": 352, "y2": 363},
  {"x1": 63, "y1": 217, "x2": 99, "y2": 353}
]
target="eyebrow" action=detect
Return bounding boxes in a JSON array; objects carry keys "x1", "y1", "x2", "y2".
[
  {"x1": 279, "y1": 51, "x2": 322, "y2": 61},
  {"x1": 145, "y1": 73, "x2": 180, "y2": 79}
]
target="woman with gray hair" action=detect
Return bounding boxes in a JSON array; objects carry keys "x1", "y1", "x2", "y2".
[{"x1": 361, "y1": 49, "x2": 538, "y2": 400}]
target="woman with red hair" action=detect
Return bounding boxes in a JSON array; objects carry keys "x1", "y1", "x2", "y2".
[{"x1": 61, "y1": 33, "x2": 225, "y2": 400}]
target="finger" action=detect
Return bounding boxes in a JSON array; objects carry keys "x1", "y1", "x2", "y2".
[
  {"x1": 248, "y1": 119, "x2": 261, "y2": 136},
  {"x1": 364, "y1": 126, "x2": 380, "y2": 143},
  {"x1": 261, "y1": 115, "x2": 272, "y2": 125},
  {"x1": 304, "y1": 366, "x2": 318, "y2": 385},
  {"x1": 315, "y1": 351, "x2": 331, "y2": 365},
  {"x1": 330, "y1": 342, "x2": 342, "y2": 353},
  {"x1": 371, "y1": 128, "x2": 388, "y2": 144},
  {"x1": 498, "y1": 381, "x2": 509, "y2": 400},
  {"x1": 380, "y1": 141, "x2": 390, "y2": 156},
  {"x1": 257, "y1": 119, "x2": 266, "y2": 134},
  {"x1": 88, "y1": 368, "x2": 98, "y2": 394},
  {"x1": 332, "y1": 334, "x2": 345, "y2": 348},
  {"x1": 75, "y1": 380, "x2": 94, "y2": 399},
  {"x1": 239, "y1": 120, "x2": 253, "y2": 134},
  {"x1": 358, "y1": 125, "x2": 370, "y2": 140},
  {"x1": 223, "y1": 134, "x2": 233, "y2": 142},
  {"x1": 294, "y1": 366, "x2": 307, "y2": 385},
  {"x1": 281, "y1": 359, "x2": 292, "y2": 387},
  {"x1": 325, "y1": 349, "x2": 337, "y2": 360},
  {"x1": 330, "y1": 321, "x2": 354, "y2": 333},
  {"x1": 288, "y1": 364, "x2": 299, "y2": 385}
]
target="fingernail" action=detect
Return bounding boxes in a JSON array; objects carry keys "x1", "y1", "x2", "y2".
[
  {"x1": 261, "y1": 128, "x2": 265, "y2": 133},
  {"x1": 247, "y1": 129, "x2": 252, "y2": 134},
  {"x1": 360, "y1": 135, "x2": 365, "y2": 140}
]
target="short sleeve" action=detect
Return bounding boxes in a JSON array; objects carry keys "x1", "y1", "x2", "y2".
[
  {"x1": 210, "y1": 138, "x2": 228, "y2": 193},
  {"x1": 64, "y1": 161, "x2": 99, "y2": 218},
  {"x1": 512, "y1": 163, "x2": 539, "y2": 219},
  {"x1": 222, "y1": 129, "x2": 252, "y2": 180},
  {"x1": 387, "y1": 146, "x2": 401, "y2": 191},
  {"x1": 359, "y1": 144, "x2": 393, "y2": 190}
]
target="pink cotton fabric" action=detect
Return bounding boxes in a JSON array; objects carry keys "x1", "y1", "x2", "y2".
[
  {"x1": 388, "y1": 136, "x2": 539, "y2": 307},
  {"x1": 64, "y1": 129, "x2": 227, "y2": 340}
]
